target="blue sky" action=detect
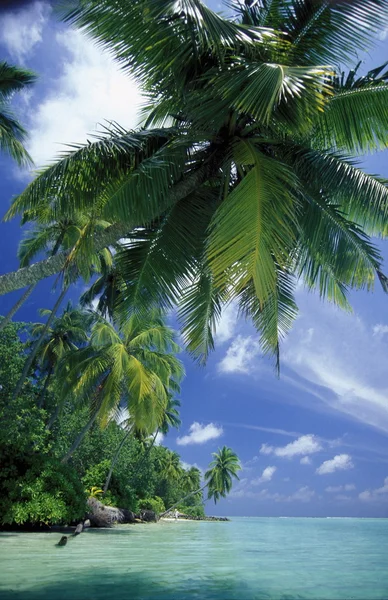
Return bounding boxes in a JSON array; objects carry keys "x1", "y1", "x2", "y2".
[{"x1": 1, "y1": 0, "x2": 388, "y2": 518}]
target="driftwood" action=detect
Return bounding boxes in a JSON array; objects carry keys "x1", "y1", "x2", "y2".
[{"x1": 57, "y1": 536, "x2": 68, "y2": 546}]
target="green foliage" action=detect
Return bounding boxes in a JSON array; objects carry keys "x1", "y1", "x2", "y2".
[
  {"x1": 0, "y1": 61, "x2": 36, "y2": 166},
  {"x1": 177, "y1": 504, "x2": 205, "y2": 518},
  {"x1": 1, "y1": 455, "x2": 86, "y2": 525},
  {"x1": 138, "y1": 496, "x2": 165, "y2": 514},
  {"x1": 82, "y1": 460, "x2": 111, "y2": 491}
]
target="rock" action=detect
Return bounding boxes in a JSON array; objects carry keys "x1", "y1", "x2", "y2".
[
  {"x1": 83, "y1": 519, "x2": 91, "y2": 528},
  {"x1": 73, "y1": 523, "x2": 83, "y2": 536},
  {"x1": 86, "y1": 497, "x2": 125, "y2": 527},
  {"x1": 140, "y1": 509, "x2": 157, "y2": 523},
  {"x1": 57, "y1": 536, "x2": 68, "y2": 546},
  {"x1": 120, "y1": 508, "x2": 136, "y2": 524}
]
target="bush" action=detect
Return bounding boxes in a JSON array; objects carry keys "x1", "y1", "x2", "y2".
[
  {"x1": 177, "y1": 504, "x2": 205, "y2": 518},
  {"x1": 138, "y1": 496, "x2": 165, "y2": 514},
  {"x1": 1, "y1": 455, "x2": 86, "y2": 526}
]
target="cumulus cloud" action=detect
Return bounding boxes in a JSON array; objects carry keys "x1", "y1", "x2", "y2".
[
  {"x1": 300, "y1": 456, "x2": 312, "y2": 465},
  {"x1": 215, "y1": 302, "x2": 238, "y2": 344},
  {"x1": 316, "y1": 454, "x2": 354, "y2": 475},
  {"x1": 252, "y1": 466, "x2": 277, "y2": 485},
  {"x1": 26, "y1": 29, "x2": 141, "y2": 167},
  {"x1": 218, "y1": 335, "x2": 261, "y2": 374},
  {"x1": 325, "y1": 484, "x2": 355, "y2": 493},
  {"x1": 260, "y1": 434, "x2": 322, "y2": 459},
  {"x1": 154, "y1": 432, "x2": 164, "y2": 446},
  {"x1": 284, "y1": 295, "x2": 388, "y2": 433},
  {"x1": 176, "y1": 422, "x2": 223, "y2": 446},
  {"x1": 0, "y1": 1, "x2": 50, "y2": 62},
  {"x1": 359, "y1": 477, "x2": 388, "y2": 502}
]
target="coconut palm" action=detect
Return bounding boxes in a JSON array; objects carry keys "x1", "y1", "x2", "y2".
[
  {"x1": 103, "y1": 396, "x2": 181, "y2": 494},
  {"x1": 0, "y1": 209, "x2": 110, "y2": 333},
  {"x1": 2, "y1": 0, "x2": 388, "y2": 368},
  {"x1": 79, "y1": 251, "x2": 124, "y2": 321},
  {"x1": 0, "y1": 61, "x2": 35, "y2": 166},
  {"x1": 161, "y1": 446, "x2": 241, "y2": 516},
  {"x1": 31, "y1": 303, "x2": 91, "y2": 409},
  {"x1": 59, "y1": 311, "x2": 184, "y2": 463}
]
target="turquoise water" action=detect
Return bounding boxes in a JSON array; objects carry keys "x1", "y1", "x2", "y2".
[{"x1": 0, "y1": 518, "x2": 387, "y2": 600}]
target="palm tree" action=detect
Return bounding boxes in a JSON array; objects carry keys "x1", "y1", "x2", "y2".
[
  {"x1": 0, "y1": 61, "x2": 35, "y2": 166},
  {"x1": 31, "y1": 303, "x2": 91, "y2": 409},
  {"x1": 79, "y1": 251, "x2": 124, "y2": 321},
  {"x1": 2, "y1": 0, "x2": 388, "y2": 368},
  {"x1": 161, "y1": 446, "x2": 241, "y2": 516},
  {"x1": 103, "y1": 396, "x2": 181, "y2": 494},
  {"x1": 59, "y1": 311, "x2": 184, "y2": 463},
  {"x1": 10, "y1": 211, "x2": 115, "y2": 398}
]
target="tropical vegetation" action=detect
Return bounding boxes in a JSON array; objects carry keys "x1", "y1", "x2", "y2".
[{"x1": 0, "y1": 315, "x2": 209, "y2": 526}]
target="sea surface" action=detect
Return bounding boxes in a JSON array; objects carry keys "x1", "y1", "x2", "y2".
[{"x1": 0, "y1": 517, "x2": 387, "y2": 600}]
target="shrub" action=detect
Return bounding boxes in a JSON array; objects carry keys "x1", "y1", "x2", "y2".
[
  {"x1": 1, "y1": 455, "x2": 86, "y2": 525},
  {"x1": 138, "y1": 496, "x2": 165, "y2": 514}
]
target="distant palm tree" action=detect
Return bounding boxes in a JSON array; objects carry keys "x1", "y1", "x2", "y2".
[
  {"x1": 0, "y1": 61, "x2": 35, "y2": 166},
  {"x1": 60, "y1": 311, "x2": 184, "y2": 463},
  {"x1": 161, "y1": 446, "x2": 241, "y2": 516},
  {"x1": 31, "y1": 303, "x2": 91, "y2": 409}
]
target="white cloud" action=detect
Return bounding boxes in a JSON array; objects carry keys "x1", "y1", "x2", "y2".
[
  {"x1": 180, "y1": 461, "x2": 203, "y2": 474},
  {"x1": 300, "y1": 456, "x2": 312, "y2": 465},
  {"x1": 325, "y1": 484, "x2": 355, "y2": 493},
  {"x1": 316, "y1": 454, "x2": 354, "y2": 475},
  {"x1": 215, "y1": 302, "x2": 238, "y2": 344},
  {"x1": 252, "y1": 466, "x2": 277, "y2": 485},
  {"x1": 373, "y1": 324, "x2": 388, "y2": 337},
  {"x1": 26, "y1": 29, "x2": 141, "y2": 167},
  {"x1": 176, "y1": 422, "x2": 223, "y2": 446},
  {"x1": 284, "y1": 295, "x2": 388, "y2": 434},
  {"x1": 218, "y1": 335, "x2": 261, "y2": 374},
  {"x1": 0, "y1": 1, "x2": 50, "y2": 62},
  {"x1": 154, "y1": 432, "x2": 164, "y2": 446},
  {"x1": 260, "y1": 434, "x2": 322, "y2": 459},
  {"x1": 359, "y1": 477, "x2": 388, "y2": 502}
]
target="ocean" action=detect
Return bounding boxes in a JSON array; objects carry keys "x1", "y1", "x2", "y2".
[{"x1": 0, "y1": 517, "x2": 387, "y2": 599}]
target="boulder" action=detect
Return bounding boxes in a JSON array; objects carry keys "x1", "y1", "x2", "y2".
[
  {"x1": 83, "y1": 519, "x2": 91, "y2": 529},
  {"x1": 140, "y1": 509, "x2": 157, "y2": 523}
]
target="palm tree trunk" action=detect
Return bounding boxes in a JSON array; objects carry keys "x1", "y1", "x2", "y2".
[
  {"x1": 130, "y1": 429, "x2": 159, "y2": 484},
  {"x1": 0, "y1": 284, "x2": 35, "y2": 332},
  {"x1": 13, "y1": 287, "x2": 68, "y2": 400},
  {"x1": 46, "y1": 403, "x2": 61, "y2": 430},
  {"x1": 0, "y1": 232, "x2": 65, "y2": 330},
  {"x1": 103, "y1": 427, "x2": 133, "y2": 494},
  {"x1": 37, "y1": 365, "x2": 53, "y2": 409},
  {"x1": 160, "y1": 484, "x2": 207, "y2": 518},
  {"x1": 0, "y1": 167, "x2": 209, "y2": 296},
  {"x1": 61, "y1": 408, "x2": 99, "y2": 464}
]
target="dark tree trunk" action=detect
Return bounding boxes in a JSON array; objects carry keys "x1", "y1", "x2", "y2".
[
  {"x1": 37, "y1": 365, "x2": 54, "y2": 409},
  {"x1": 61, "y1": 408, "x2": 99, "y2": 464},
  {"x1": 103, "y1": 427, "x2": 133, "y2": 494},
  {"x1": 160, "y1": 484, "x2": 207, "y2": 517},
  {"x1": 0, "y1": 284, "x2": 35, "y2": 333},
  {"x1": 13, "y1": 287, "x2": 68, "y2": 400}
]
